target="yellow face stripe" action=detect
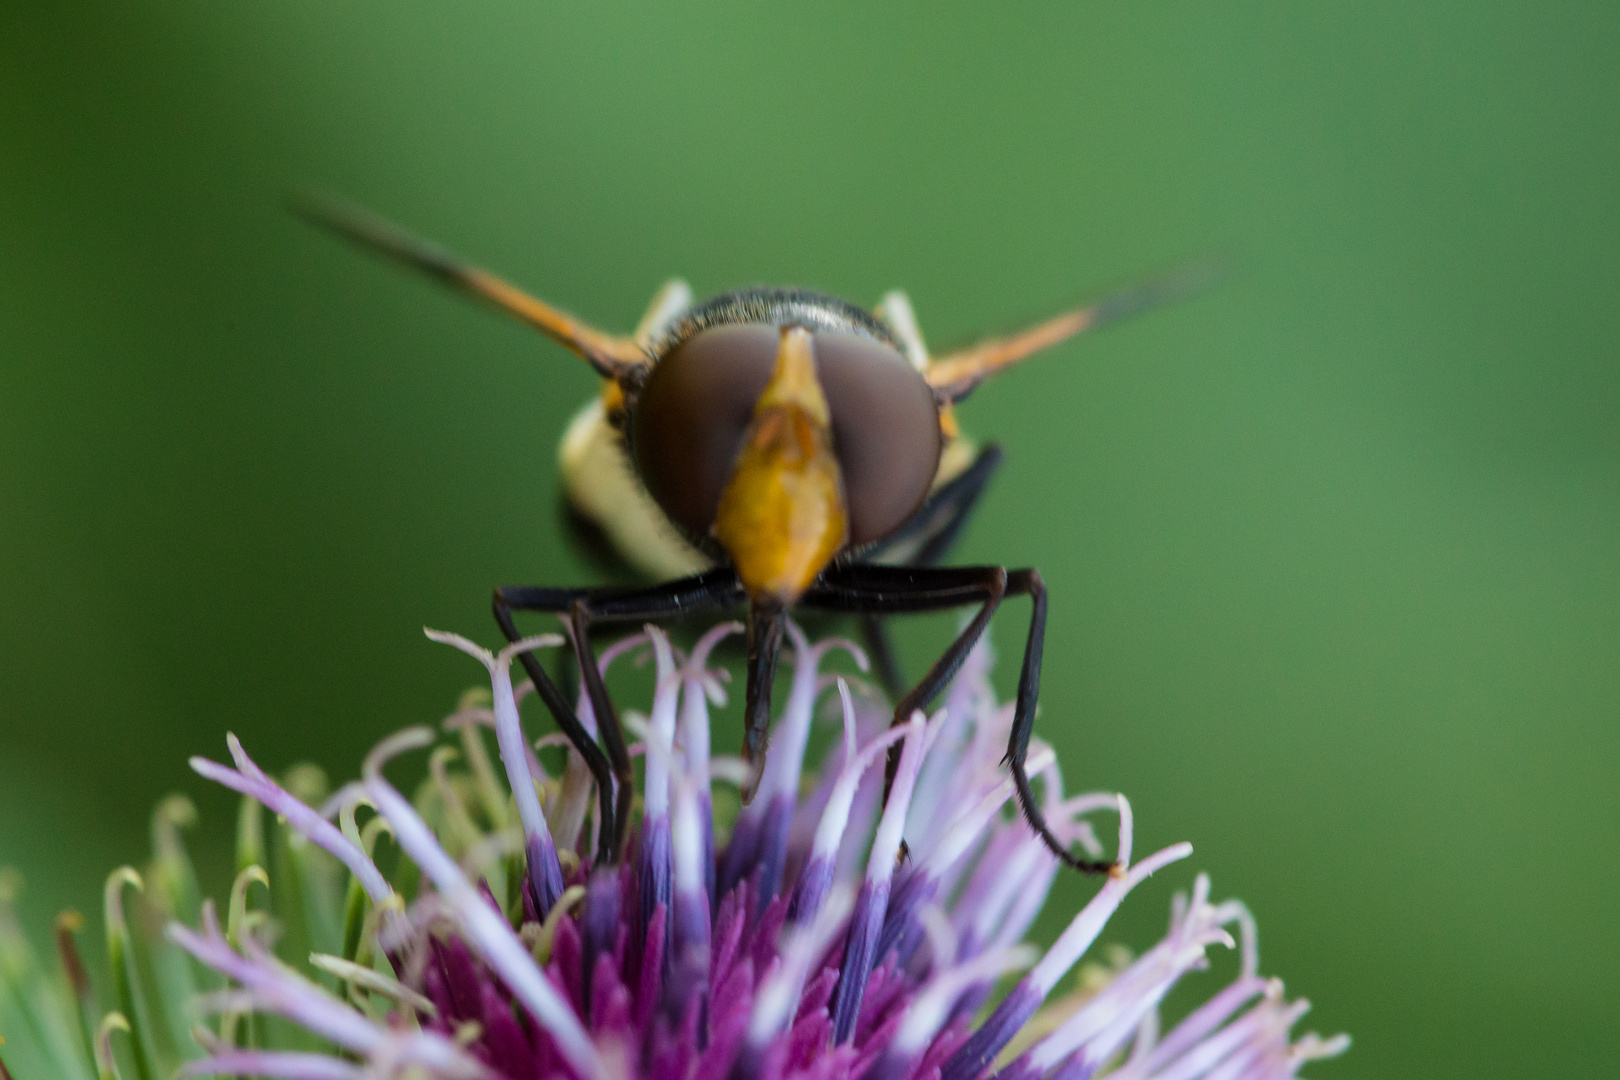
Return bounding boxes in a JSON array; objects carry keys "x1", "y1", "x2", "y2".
[{"x1": 712, "y1": 327, "x2": 848, "y2": 604}]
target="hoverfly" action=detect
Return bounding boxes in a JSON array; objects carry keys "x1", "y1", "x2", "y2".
[{"x1": 298, "y1": 196, "x2": 1205, "y2": 873}]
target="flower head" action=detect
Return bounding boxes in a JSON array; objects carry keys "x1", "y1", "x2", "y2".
[{"x1": 0, "y1": 623, "x2": 1346, "y2": 1080}]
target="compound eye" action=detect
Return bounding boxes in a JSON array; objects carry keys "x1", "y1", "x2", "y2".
[
  {"x1": 631, "y1": 324, "x2": 779, "y2": 537},
  {"x1": 630, "y1": 323, "x2": 942, "y2": 549},
  {"x1": 812, "y1": 331, "x2": 942, "y2": 546}
]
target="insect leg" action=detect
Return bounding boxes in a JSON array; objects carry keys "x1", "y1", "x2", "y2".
[
  {"x1": 494, "y1": 568, "x2": 744, "y2": 859},
  {"x1": 803, "y1": 564, "x2": 1112, "y2": 874},
  {"x1": 856, "y1": 444, "x2": 1006, "y2": 696},
  {"x1": 810, "y1": 563, "x2": 1008, "y2": 727},
  {"x1": 493, "y1": 591, "x2": 616, "y2": 859},
  {"x1": 571, "y1": 573, "x2": 748, "y2": 856},
  {"x1": 998, "y1": 568, "x2": 1111, "y2": 874},
  {"x1": 741, "y1": 600, "x2": 788, "y2": 802}
]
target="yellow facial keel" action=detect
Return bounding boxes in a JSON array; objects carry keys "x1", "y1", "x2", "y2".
[{"x1": 712, "y1": 326, "x2": 849, "y2": 604}]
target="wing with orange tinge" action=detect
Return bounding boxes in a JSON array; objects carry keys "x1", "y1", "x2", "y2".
[
  {"x1": 291, "y1": 192, "x2": 649, "y2": 380},
  {"x1": 924, "y1": 261, "x2": 1221, "y2": 402}
]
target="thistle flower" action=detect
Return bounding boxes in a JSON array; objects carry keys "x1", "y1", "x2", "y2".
[{"x1": 0, "y1": 623, "x2": 1347, "y2": 1080}]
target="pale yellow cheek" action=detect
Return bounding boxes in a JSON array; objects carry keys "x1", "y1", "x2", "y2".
[
  {"x1": 934, "y1": 431, "x2": 978, "y2": 490},
  {"x1": 556, "y1": 398, "x2": 713, "y2": 580}
]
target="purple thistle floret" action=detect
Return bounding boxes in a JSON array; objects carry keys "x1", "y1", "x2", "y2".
[
  {"x1": 169, "y1": 621, "x2": 1347, "y2": 1080},
  {"x1": 168, "y1": 904, "x2": 488, "y2": 1078}
]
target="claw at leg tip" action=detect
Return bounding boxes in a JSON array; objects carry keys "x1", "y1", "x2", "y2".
[{"x1": 740, "y1": 759, "x2": 763, "y2": 805}]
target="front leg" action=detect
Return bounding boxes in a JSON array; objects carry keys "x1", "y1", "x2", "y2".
[
  {"x1": 803, "y1": 562, "x2": 1110, "y2": 875},
  {"x1": 741, "y1": 601, "x2": 788, "y2": 802},
  {"x1": 493, "y1": 589, "x2": 615, "y2": 859},
  {"x1": 494, "y1": 568, "x2": 743, "y2": 859}
]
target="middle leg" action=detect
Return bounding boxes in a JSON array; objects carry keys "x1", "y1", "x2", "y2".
[
  {"x1": 494, "y1": 567, "x2": 744, "y2": 859},
  {"x1": 857, "y1": 442, "x2": 1006, "y2": 697}
]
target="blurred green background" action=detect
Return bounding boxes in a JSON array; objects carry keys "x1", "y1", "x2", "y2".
[{"x1": 2, "y1": 1, "x2": 1616, "y2": 1076}]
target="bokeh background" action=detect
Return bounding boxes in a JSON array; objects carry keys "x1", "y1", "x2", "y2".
[{"x1": 3, "y1": 2, "x2": 1616, "y2": 1077}]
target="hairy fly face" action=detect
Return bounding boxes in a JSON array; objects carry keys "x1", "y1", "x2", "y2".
[{"x1": 629, "y1": 321, "x2": 942, "y2": 603}]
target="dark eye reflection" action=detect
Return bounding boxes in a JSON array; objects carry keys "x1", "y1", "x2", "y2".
[{"x1": 630, "y1": 324, "x2": 942, "y2": 548}]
